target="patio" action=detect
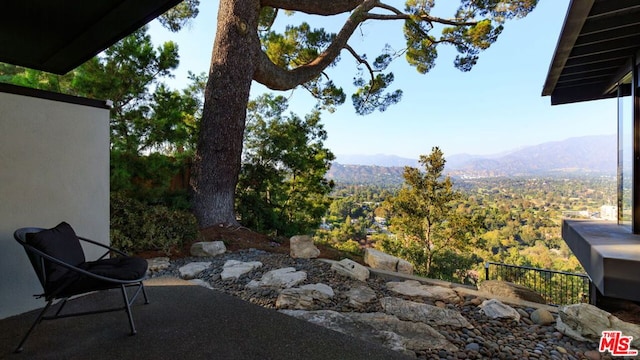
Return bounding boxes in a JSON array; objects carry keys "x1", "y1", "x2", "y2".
[{"x1": 0, "y1": 277, "x2": 409, "y2": 360}]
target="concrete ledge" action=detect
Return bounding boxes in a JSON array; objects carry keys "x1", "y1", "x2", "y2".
[{"x1": 562, "y1": 219, "x2": 640, "y2": 302}]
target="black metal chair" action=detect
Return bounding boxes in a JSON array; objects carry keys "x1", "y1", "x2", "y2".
[{"x1": 13, "y1": 222, "x2": 149, "y2": 353}]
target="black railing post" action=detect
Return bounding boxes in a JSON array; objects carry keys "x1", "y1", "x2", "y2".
[{"x1": 485, "y1": 262, "x2": 489, "y2": 281}]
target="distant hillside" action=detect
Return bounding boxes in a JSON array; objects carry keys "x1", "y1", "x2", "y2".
[
  {"x1": 447, "y1": 134, "x2": 616, "y2": 177},
  {"x1": 328, "y1": 134, "x2": 616, "y2": 183},
  {"x1": 334, "y1": 154, "x2": 419, "y2": 168},
  {"x1": 326, "y1": 163, "x2": 405, "y2": 186}
]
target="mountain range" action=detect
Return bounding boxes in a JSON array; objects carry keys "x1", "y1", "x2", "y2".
[{"x1": 329, "y1": 134, "x2": 616, "y2": 183}]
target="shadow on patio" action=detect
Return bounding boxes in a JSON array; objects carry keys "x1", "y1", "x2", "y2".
[{"x1": 0, "y1": 277, "x2": 410, "y2": 360}]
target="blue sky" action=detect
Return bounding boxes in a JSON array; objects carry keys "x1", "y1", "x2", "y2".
[{"x1": 148, "y1": 0, "x2": 617, "y2": 159}]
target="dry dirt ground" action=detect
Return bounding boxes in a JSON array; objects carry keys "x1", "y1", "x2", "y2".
[
  {"x1": 138, "y1": 224, "x2": 357, "y2": 263},
  {"x1": 199, "y1": 225, "x2": 359, "y2": 262}
]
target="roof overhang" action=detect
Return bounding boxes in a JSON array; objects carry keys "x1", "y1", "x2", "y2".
[
  {"x1": 542, "y1": 0, "x2": 640, "y2": 105},
  {"x1": 0, "y1": 0, "x2": 184, "y2": 75}
]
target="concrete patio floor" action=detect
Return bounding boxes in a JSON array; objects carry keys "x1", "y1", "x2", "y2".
[{"x1": 0, "y1": 277, "x2": 410, "y2": 360}]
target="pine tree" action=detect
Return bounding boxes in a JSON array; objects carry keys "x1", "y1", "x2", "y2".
[{"x1": 384, "y1": 147, "x2": 483, "y2": 279}]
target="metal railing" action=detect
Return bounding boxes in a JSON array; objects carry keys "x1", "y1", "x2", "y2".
[{"x1": 484, "y1": 262, "x2": 591, "y2": 306}]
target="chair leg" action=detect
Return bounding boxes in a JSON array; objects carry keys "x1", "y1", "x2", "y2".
[
  {"x1": 120, "y1": 284, "x2": 137, "y2": 335},
  {"x1": 53, "y1": 297, "x2": 69, "y2": 317},
  {"x1": 141, "y1": 282, "x2": 149, "y2": 304},
  {"x1": 15, "y1": 300, "x2": 53, "y2": 353}
]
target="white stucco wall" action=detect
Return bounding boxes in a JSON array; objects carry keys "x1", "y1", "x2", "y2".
[{"x1": 0, "y1": 88, "x2": 110, "y2": 319}]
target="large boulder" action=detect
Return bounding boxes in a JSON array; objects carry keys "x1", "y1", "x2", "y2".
[
  {"x1": 386, "y1": 280, "x2": 461, "y2": 303},
  {"x1": 380, "y1": 297, "x2": 473, "y2": 329},
  {"x1": 478, "y1": 280, "x2": 546, "y2": 304},
  {"x1": 556, "y1": 303, "x2": 640, "y2": 348},
  {"x1": 364, "y1": 248, "x2": 413, "y2": 275},
  {"x1": 331, "y1": 259, "x2": 370, "y2": 281},
  {"x1": 190, "y1": 241, "x2": 227, "y2": 257},
  {"x1": 276, "y1": 283, "x2": 335, "y2": 310},
  {"x1": 345, "y1": 285, "x2": 378, "y2": 309},
  {"x1": 220, "y1": 260, "x2": 263, "y2": 281},
  {"x1": 178, "y1": 262, "x2": 212, "y2": 280},
  {"x1": 289, "y1": 235, "x2": 320, "y2": 259},
  {"x1": 246, "y1": 267, "x2": 307, "y2": 289}
]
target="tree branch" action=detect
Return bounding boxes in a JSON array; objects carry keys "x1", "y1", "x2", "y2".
[
  {"x1": 259, "y1": 8, "x2": 278, "y2": 32},
  {"x1": 375, "y1": 2, "x2": 403, "y2": 15},
  {"x1": 344, "y1": 44, "x2": 374, "y2": 80},
  {"x1": 254, "y1": 0, "x2": 378, "y2": 90},
  {"x1": 371, "y1": 2, "x2": 477, "y2": 26},
  {"x1": 261, "y1": 0, "x2": 363, "y2": 15},
  {"x1": 344, "y1": 44, "x2": 375, "y2": 103},
  {"x1": 366, "y1": 13, "x2": 477, "y2": 27},
  {"x1": 254, "y1": 0, "x2": 476, "y2": 90}
]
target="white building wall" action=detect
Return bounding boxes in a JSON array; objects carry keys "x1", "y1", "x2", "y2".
[
  {"x1": 0, "y1": 87, "x2": 110, "y2": 319},
  {"x1": 600, "y1": 205, "x2": 617, "y2": 221}
]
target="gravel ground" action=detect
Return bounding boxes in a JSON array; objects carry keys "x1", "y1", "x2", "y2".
[{"x1": 149, "y1": 249, "x2": 616, "y2": 360}]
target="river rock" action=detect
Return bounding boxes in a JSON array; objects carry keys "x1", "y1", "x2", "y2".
[
  {"x1": 479, "y1": 299, "x2": 521, "y2": 321},
  {"x1": 530, "y1": 308, "x2": 555, "y2": 325}
]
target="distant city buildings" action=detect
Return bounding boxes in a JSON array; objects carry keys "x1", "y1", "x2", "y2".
[
  {"x1": 561, "y1": 205, "x2": 617, "y2": 221},
  {"x1": 562, "y1": 210, "x2": 591, "y2": 219},
  {"x1": 599, "y1": 205, "x2": 617, "y2": 221},
  {"x1": 374, "y1": 217, "x2": 387, "y2": 225}
]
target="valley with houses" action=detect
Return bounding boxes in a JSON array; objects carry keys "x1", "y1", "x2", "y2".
[{"x1": 320, "y1": 135, "x2": 617, "y2": 284}]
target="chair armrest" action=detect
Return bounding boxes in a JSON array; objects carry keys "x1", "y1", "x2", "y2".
[{"x1": 77, "y1": 236, "x2": 130, "y2": 257}]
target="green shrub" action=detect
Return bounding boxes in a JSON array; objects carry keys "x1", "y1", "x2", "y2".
[
  {"x1": 110, "y1": 192, "x2": 199, "y2": 254},
  {"x1": 377, "y1": 235, "x2": 480, "y2": 284},
  {"x1": 110, "y1": 151, "x2": 192, "y2": 209},
  {"x1": 334, "y1": 239, "x2": 364, "y2": 256}
]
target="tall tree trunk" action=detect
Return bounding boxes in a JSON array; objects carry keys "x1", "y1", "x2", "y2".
[{"x1": 192, "y1": 0, "x2": 260, "y2": 228}]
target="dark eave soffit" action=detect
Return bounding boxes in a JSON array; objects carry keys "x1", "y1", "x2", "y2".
[
  {"x1": 0, "y1": 0, "x2": 184, "y2": 75},
  {"x1": 542, "y1": 0, "x2": 640, "y2": 105}
]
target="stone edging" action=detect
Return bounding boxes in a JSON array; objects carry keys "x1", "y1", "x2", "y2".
[{"x1": 319, "y1": 259, "x2": 559, "y2": 313}]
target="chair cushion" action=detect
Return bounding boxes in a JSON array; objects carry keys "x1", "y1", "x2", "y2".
[
  {"x1": 82, "y1": 257, "x2": 148, "y2": 280},
  {"x1": 52, "y1": 257, "x2": 148, "y2": 297},
  {"x1": 26, "y1": 222, "x2": 86, "y2": 284}
]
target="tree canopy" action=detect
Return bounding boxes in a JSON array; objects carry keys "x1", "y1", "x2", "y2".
[
  {"x1": 236, "y1": 94, "x2": 335, "y2": 236},
  {"x1": 185, "y1": 0, "x2": 539, "y2": 228},
  {"x1": 382, "y1": 147, "x2": 484, "y2": 279}
]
